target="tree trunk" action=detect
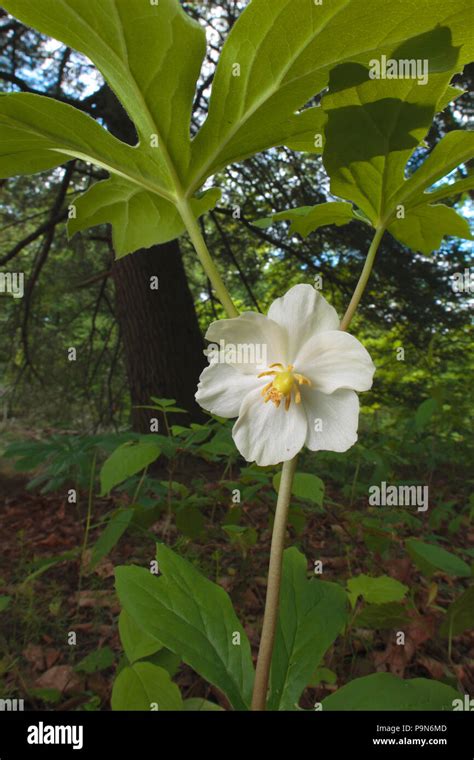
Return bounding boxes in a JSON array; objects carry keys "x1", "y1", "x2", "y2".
[
  {"x1": 96, "y1": 86, "x2": 206, "y2": 431},
  {"x1": 113, "y1": 243, "x2": 206, "y2": 432}
]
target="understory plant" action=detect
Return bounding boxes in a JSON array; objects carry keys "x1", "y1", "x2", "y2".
[{"x1": 1, "y1": 0, "x2": 473, "y2": 711}]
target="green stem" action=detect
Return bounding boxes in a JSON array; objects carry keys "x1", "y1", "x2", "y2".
[
  {"x1": 132, "y1": 466, "x2": 148, "y2": 504},
  {"x1": 251, "y1": 455, "x2": 298, "y2": 711},
  {"x1": 177, "y1": 199, "x2": 239, "y2": 319},
  {"x1": 340, "y1": 226, "x2": 385, "y2": 331},
  {"x1": 79, "y1": 451, "x2": 97, "y2": 592}
]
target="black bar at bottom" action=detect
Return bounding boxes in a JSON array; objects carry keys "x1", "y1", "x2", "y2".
[{"x1": 0, "y1": 710, "x2": 472, "y2": 757}]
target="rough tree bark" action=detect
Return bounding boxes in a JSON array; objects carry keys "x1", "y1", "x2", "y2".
[{"x1": 113, "y1": 243, "x2": 206, "y2": 431}]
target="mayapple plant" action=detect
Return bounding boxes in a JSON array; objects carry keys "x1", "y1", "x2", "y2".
[{"x1": 1, "y1": 0, "x2": 473, "y2": 711}]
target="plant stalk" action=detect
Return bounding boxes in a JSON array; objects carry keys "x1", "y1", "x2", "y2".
[
  {"x1": 251, "y1": 455, "x2": 298, "y2": 710},
  {"x1": 340, "y1": 226, "x2": 385, "y2": 331},
  {"x1": 178, "y1": 199, "x2": 239, "y2": 319},
  {"x1": 78, "y1": 450, "x2": 97, "y2": 593}
]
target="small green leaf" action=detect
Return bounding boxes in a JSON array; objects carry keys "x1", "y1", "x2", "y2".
[
  {"x1": 406, "y1": 539, "x2": 471, "y2": 578},
  {"x1": 145, "y1": 649, "x2": 181, "y2": 678},
  {"x1": 273, "y1": 472, "x2": 324, "y2": 506},
  {"x1": 415, "y1": 398, "x2": 438, "y2": 431},
  {"x1": 310, "y1": 667, "x2": 337, "y2": 687},
  {"x1": 150, "y1": 398, "x2": 177, "y2": 407},
  {"x1": 115, "y1": 544, "x2": 254, "y2": 711},
  {"x1": 28, "y1": 688, "x2": 62, "y2": 705},
  {"x1": 111, "y1": 662, "x2": 182, "y2": 711},
  {"x1": 322, "y1": 673, "x2": 459, "y2": 711},
  {"x1": 256, "y1": 202, "x2": 356, "y2": 237},
  {"x1": 347, "y1": 575, "x2": 408, "y2": 608},
  {"x1": 100, "y1": 441, "x2": 161, "y2": 495},
  {"x1": 75, "y1": 647, "x2": 115, "y2": 674},
  {"x1": 354, "y1": 602, "x2": 410, "y2": 630},
  {"x1": 0, "y1": 596, "x2": 11, "y2": 612},
  {"x1": 440, "y1": 586, "x2": 474, "y2": 638},
  {"x1": 269, "y1": 547, "x2": 348, "y2": 710},
  {"x1": 175, "y1": 505, "x2": 205, "y2": 539},
  {"x1": 118, "y1": 610, "x2": 163, "y2": 664},
  {"x1": 90, "y1": 509, "x2": 134, "y2": 569},
  {"x1": 183, "y1": 698, "x2": 224, "y2": 711}
]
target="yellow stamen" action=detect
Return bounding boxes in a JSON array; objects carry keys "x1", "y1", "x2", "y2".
[{"x1": 257, "y1": 363, "x2": 311, "y2": 411}]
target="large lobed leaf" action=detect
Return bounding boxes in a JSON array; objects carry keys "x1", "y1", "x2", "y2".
[
  {"x1": 321, "y1": 51, "x2": 473, "y2": 253},
  {"x1": 0, "y1": 0, "x2": 211, "y2": 255},
  {"x1": 115, "y1": 543, "x2": 254, "y2": 711},
  {"x1": 256, "y1": 25, "x2": 473, "y2": 254},
  {"x1": 268, "y1": 547, "x2": 348, "y2": 710},
  {"x1": 2, "y1": 0, "x2": 473, "y2": 255}
]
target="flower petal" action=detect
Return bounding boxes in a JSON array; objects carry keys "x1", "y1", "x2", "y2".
[
  {"x1": 303, "y1": 388, "x2": 360, "y2": 452},
  {"x1": 232, "y1": 387, "x2": 307, "y2": 466},
  {"x1": 196, "y1": 363, "x2": 260, "y2": 418},
  {"x1": 205, "y1": 311, "x2": 287, "y2": 373},
  {"x1": 296, "y1": 330, "x2": 375, "y2": 393},
  {"x1": 267, "y1": 284, "x2": 340, "y2": 360}
]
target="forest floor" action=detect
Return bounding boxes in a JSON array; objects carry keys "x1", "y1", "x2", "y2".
[{"x1": 0, "y1": 458, "x2": 473, "y2": 711}]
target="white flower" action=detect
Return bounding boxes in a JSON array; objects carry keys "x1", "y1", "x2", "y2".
[{"x1": 196, "y1": 284, "x2": 375, "y2": 466}]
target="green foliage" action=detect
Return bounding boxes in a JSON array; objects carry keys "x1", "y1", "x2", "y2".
[
  {"x1": 440, "y1": 586, "x2": 474, "y2": 637},
  {"x1": 115, "y1": 543, "x2": 254, "y2": 711},
  {"x1": 100, "y1": 440, "x2": 161, "y2": 495},
  {"x1": 255, "y1": 202, "x2": 356, "y2": 237},
  {"x1": 75, "y1": 647, "x2": 115, "y2": 674},
  {"x1": 222, "y1": 524, "x2": 258, "y2": 557},
  {"x1": 406, "y1": 538, "x2": 471, "y2": 578},
  {"x1": 111, "y1": 662, "x2": 182, "y2": 711},
  {"x1": 354, "y1": 602, "x2": 410, "y2": 630},
  {"x1": 347, "y1": 574, "x2": 408, "y2": 607},
  {"x1": 183, "y1": 698, "x2": 223, "y2": 711},
  {"x1": 28, "y1": 688, "x2": 62, "y2": 705},
  {"x1": 415, "y1": 398, "x2": 438, "y2": 431},
  {"x1": 310, "y1": 667, "x2": 337, "y2": 687},
  {"x1": 0, "y1": 596, "x2": 11, "y2": 612},
  {"x1": 1, "y1": 0, "x2": 473, "y2": 717},
  {"x1": 118, "y1": 610, "x2": 163, "y2": 664},
  {"x1": 321, "y1": 673, "x2": 460, "y2": 711},
  {"x1": 321, "y1": 47, "x2": 473, "y2": 253},
  {"x1": 2, "y1": 0, "x2": 472, "y2": 255},
  {"x1": 258, "y1": 24, "x2": 473, "y2": 254},
  {"x1": 273, "y1": 472, "x2": 325, "y2": 507},
  {"x1": 268, "y1": 548, "x2": 348, "y2": 710},
  {"x1": 4, "y1": 435, "x2": 97, "y2": 493},
  {"x1": 89, "y1": 509, "x2": 135, "y2": 570}
]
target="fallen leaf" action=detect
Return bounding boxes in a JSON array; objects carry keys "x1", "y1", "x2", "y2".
[
  {"x1": 23, "y1": 644, "x2": 45, "y2": 671},
  {"x1": 35, "y1": 666, "x2": 83, "y2": 695},
  {"x1": 418, "y1": 656, "x2": 445, "y2": 680}
]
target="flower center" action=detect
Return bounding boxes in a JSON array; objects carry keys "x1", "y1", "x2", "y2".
[{"x1": 257, "y1": 363, "x2": 311, "y2": 411}]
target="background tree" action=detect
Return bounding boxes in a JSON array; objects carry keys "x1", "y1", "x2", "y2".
[{"x1": 0, "y1": 2, "x2": 472, "y2": 433}]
